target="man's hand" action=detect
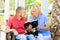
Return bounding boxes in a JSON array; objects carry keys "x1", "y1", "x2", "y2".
[{"x1": 11, "y1": 29, "x2": 18, "y2": 35}]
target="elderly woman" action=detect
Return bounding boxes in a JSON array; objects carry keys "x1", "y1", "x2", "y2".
[{"x1": 27, "y1": 5, "x2": 51, "y2": 40}]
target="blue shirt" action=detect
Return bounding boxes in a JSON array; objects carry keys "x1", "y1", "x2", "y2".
[{"x1": 30, "y1": 14, "x2": 51, "y2": 36}]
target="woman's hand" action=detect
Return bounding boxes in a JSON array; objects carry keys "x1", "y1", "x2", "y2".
[
  {"x1": 31, "y1": 28, "x2": 36, "y2": 32},
  {"x1": 37, "y1": 25, "x2": 50, "y2": 30},
  {"x1": 37, "y1": 26, "x2": 40, "y2": 30}
]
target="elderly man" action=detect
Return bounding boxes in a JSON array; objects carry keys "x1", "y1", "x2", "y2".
[{"x1": 5, "y1": 7, "x2": 27, "y2": 40}]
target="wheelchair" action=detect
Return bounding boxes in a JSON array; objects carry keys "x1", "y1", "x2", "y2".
[
  {"x1": 6, "y1": 31, "x2": 15, "y2": 40},
  {"x1": 6, "y1": 31, "x2": 20, "y2": 40}
]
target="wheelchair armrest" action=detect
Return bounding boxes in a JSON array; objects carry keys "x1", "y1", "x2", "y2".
[{"x1": 6, "y1": 31, "x2": 14, "y2": 34}]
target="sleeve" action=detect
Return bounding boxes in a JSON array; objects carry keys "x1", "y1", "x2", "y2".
[
  {"x1": 44, "y1": 16, "x2": 48, "y2": 25},
  {"x1": 6, "y1": 18, "x2": 12, "y2": 28}
]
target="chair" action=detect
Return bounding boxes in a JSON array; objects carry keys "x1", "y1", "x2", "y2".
[
  {"x1": 50, "y1": 22, "x2": 60, "y2": 40},
  {"x1": 53, "y1": 24, "x2": 60, "y2": 40},
  {"x1": 50, "y1": 22, "x2": 58, "y2": 38}
]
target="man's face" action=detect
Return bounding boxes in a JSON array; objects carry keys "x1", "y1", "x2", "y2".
[{"x1": 18, "y1": 9, "x2": 26, "y2": 17}]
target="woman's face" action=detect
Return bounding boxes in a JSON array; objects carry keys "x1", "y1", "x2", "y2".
[{"x1": 31, "y1": 7, "x2": 38, "y2": 17}]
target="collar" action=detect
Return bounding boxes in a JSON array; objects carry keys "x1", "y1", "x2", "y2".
[{"x1": 14, "y1": 15, "x2": 24, "y2": 21}]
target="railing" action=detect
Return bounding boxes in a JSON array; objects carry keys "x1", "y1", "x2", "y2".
[
  {"x1": 0, "y1": 24, "x2": 6, "y2": 40},
  {"x1": 0, "y1": 25, "x2": 1, "y2": 39}
]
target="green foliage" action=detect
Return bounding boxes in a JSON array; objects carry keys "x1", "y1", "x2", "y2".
[
  {"x1": 0, "y1": 0, "x2": 4, "y2": 8},
  {"x1": 25, "y1": 0, "x2": 36, "y2": 11},
  {"x1": 48, "y1": 0, "x2": 53, "y2": 4},
  {"x1": 9, "y1": 0, "x2": 15, "y2": 10}
]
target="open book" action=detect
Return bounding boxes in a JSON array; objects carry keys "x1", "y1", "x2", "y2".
[{"x1": 24, "y1": 21, "x2": 38, "y2": 36}]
